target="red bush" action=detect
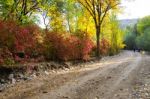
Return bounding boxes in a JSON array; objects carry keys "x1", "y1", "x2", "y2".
[
  {"x1": 0, "y1": 20, "x2": 42, "y2": 64},
  {"x1": 44, "y1": 32, "x2": 94, "y2": 61},
  {"x1": 80, "y1": 38, "x2": 94, "y2": 60},
  {"x1": 0, "y1": 47, "x2": 14, "y2": 65},
  {"x1": 14, "y1": 24, "x2": 41, "y2": 56},
  {"x1": 100, "y1": 38, "x2": 110, "y2": 55}
]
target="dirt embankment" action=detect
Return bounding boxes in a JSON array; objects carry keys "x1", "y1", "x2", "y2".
[{"x1": 0, "y1": 51, "x2": 150, "y2": 99}]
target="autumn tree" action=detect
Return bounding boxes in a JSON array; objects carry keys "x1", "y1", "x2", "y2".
[
  {"x1": 110, "y1": 15, "x2": 125, "y2": 54},
  {"x1": 77, "y1": 0, "x2": 120, "y2": 57}
]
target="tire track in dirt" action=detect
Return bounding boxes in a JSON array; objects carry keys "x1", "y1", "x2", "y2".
[{"x1": 31, "y1": 51, "x2": 141, "y2": 99}]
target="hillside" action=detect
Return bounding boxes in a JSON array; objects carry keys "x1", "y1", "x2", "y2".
[{"x1": 119, "y1": 19, "x2": 138, "y2": 29}]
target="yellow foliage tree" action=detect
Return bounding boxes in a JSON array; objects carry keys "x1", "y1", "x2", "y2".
[{"x1": 76, "y1": 0, "x2": 120, "y2": 58}]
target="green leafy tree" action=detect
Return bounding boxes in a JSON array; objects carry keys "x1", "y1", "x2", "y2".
[
  {"x1": 0, "y1": 0, "x2": 42, "y2": 23},
  {"x1": 136, "y1": 16, "x2": 150, "y2": 51},
  {"x1": 137, "y1": 16, "x2": 150, "y2": 34}
]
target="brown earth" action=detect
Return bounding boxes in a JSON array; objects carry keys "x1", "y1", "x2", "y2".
[{"x1": 0, "y1": 51, "x2": 150, "y2": 99}]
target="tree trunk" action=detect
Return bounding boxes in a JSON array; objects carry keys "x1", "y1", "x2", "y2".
[{"x1": 96, "y1": 26, "x2": 101, "y2": 58}]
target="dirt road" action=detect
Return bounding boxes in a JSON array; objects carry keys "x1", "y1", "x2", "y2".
[{"x1": 1, "y1": 51, "x2": 150, "y2": 99}]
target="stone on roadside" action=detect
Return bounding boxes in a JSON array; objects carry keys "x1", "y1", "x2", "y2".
[
  {"x1": 0, "y1": 79, "x2": 6, "y2": 84},
  {"x1": 63, "y1": 62, "x2": 71, "y2": 69},
  {"x1": 44, "y1": 71, "x2": 49, "y2": 75},
  {"x1": 0, "y1": 86, "x2": 5, "y2": 92},
  {"x1": 8, "y1": 74, "x2": 14, "y2": 80},
  {"x1": 30, "y1": 72, "x2": 37, "y2": 78},
  {"x1": 36, "y1": 72, "x2": 40, "y2": 76},
  {"x1": 24, "y1": 77, "x2": 32, "y2": 81},
  {"x1": 12, "y1": 78, "x2": 16, "y2": 84},
  {"x1": 18, "y1": 73, "x2": 24, "y2": 79}
]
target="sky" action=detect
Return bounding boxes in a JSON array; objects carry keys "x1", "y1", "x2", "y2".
[{"x1": 118, "y1": 0, "x2": 150, "y2": 19}]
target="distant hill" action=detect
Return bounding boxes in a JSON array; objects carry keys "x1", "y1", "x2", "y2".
[{"x1": 119, "y1": 19, "x2": 138, "y2": 29}]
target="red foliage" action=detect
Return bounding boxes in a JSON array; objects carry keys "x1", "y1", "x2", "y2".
[
  {"x1": 0, "y1": 20, "x2": 94, "y2": 64},
  {"x1": 0, "y1": 20, "x2": 42, "y2": 64},
  {"x1": 81, "y1": 38, "x2": 94, "y2": 60},
  {"x1": 44, "y1": 32, "x2": 94, "y2": 61},
  {"x1": 100, "y1": 38, "x2": 110, "y2": 55},
  {"x1": 0, "y1": 47, "x2": 14, "y2": 65},
  {"x1": 14, "y1": 25, "x2": 38, "y2": 55}
]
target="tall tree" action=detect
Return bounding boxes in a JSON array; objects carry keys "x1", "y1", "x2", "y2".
[{"x1": 77, "y1": 0, "x2": 120, "y2": 57}]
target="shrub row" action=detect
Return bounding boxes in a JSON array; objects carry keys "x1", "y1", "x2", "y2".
[
  {"x1": 44, "y1": 32, "x2": 94, "y2": 61},
  {"x1": 0, "y1": 20, "x2": 96, "y2": 65},
  {"x1": 0, "y1": 20, "x2": 112, "y2": 66}
]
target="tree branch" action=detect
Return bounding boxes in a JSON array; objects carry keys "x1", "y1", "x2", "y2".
[{"x1": 77, "y1": 0, "x2": 95, "y2": 18}]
